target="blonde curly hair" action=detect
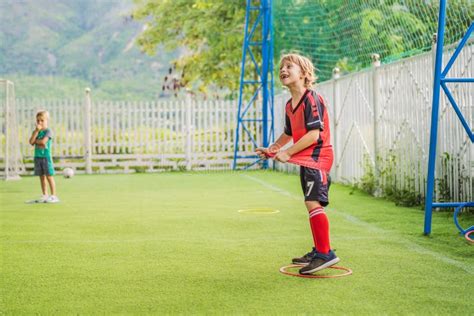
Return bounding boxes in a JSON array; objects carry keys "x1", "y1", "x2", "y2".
[
  {"x1": 279, "y1": 53, "x2": 317, "y2": 88},
  {"x1": 36, "y1": 110, "x2": 49, "y2": 120}
]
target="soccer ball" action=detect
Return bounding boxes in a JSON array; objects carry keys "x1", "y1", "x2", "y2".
[{"x1": 63, "y1": 167, "x2": 74, "y2": 179}]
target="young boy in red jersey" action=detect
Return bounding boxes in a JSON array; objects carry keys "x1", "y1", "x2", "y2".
[{"x1": 256, "y1": 53, "x2": 339, "y2": 274}]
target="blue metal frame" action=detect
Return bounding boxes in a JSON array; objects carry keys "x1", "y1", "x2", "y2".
[
  {"x1": 424, "y1": 0, "x2": 474, "y2": 235},
  {"x1": 233, "y1": 0, "x2": 275, "y2": 170},
  {"x1": 453, "y1": 202, "x2": 474, "y2": 235}
]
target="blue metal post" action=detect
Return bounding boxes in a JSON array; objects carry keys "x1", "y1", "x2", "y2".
[
  {"x1": 233, "y1": 0, "x2": 274, "y2": 170},
  {"x1": 261, "y1": 0, "x2": 271, "y2": 168},
  {"x1": 232, "y1": 0, "x2": 252, "y2": 170},
  {"x1": 424, "y1": 0, "x2": 446, "y2": 235},
  {"x1": 424, "y1": 1, "x2": 474, "y2": 235},
  {"x1": 269, "y1": 3, "x2": 275, "y2": 169}
]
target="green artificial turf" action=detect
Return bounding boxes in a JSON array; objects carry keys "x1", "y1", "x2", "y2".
[{"x1": 1, "y1": 171, "x2": 472, "y2": 314}]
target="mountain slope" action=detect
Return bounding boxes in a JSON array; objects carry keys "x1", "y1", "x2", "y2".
[{"x1": 0, "y1": 0, "x2": 176, "y2": 99}]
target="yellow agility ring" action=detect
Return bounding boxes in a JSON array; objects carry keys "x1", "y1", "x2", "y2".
[{"x1": 279, "y1": 264, "x2": 352, "y2": 279}]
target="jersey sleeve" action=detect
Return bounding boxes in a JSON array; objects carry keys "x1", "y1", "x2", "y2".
[
  {"x1": 44, "y1": 129, "x2": 53, "y2": 139},
  {"x1": 304, "y1": 94, "x2": 324, "y2": 131},
  {"x1": 284, "y1": 112, "x2": 292, "y2": 136}
]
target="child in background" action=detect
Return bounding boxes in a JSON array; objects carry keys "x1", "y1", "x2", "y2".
[{"x1": 29, "y1": 110, "x2": 59, "y2": 203}]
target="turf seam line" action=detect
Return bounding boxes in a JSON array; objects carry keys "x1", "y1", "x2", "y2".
[{"x1": 0, "y1": 236, "x2": 307, "y2": 244}]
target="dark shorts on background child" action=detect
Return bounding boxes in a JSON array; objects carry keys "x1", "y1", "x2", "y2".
[
  {"x1": 300, "y1": 166, "x2": 330, "y2": 205},
  {"x1": 34, "y1": 157, "x2": 55, "y2": 176}
]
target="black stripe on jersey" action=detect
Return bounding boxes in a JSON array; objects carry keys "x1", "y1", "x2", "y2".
[
  {"x1": 314, "y1": 92, "x2": 325, "y2": 130},
  {"x1": 312, "y1": 138, "x2": 324, "y2": 162},
  {"x1": 284, "y1": 113, "x2": 292, "y2": 135},
  {"x1": 304, "y1": 92, "x2": 322, "y2": 131}
]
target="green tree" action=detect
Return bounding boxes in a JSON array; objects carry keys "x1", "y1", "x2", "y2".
[{"x1": 132, "y1": 0, "x2": 246, "y2": 96}]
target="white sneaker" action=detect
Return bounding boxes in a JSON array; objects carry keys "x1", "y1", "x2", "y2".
[{"x1": 45, "y1": 195, "x2": 60, "y2": 203}]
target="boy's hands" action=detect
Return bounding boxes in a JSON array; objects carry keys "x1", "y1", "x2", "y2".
[
  {"x1": 275, "y1": 150, "x2": 291, "y2": 163},
  {"x1": 255, "y1": 144, "x2": 283, "y2": 160},
  {"x1": 255, "y1": 147, "x2": 270, "y2": 159},
  {"x1": 35, "y1": 123, "x2": 43, "y2": 131},
  {"x1": 34, "y1": 137, "x2": 45, "y2": 148}
]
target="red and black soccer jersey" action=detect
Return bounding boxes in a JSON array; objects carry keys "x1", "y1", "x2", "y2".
[{"x1": 284, "y1": 89, "x2": 333, "y2": 173}]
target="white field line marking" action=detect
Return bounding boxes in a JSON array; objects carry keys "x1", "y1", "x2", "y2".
[
  {"x1": 242, "y1": 174, "x2": 473, "y2": 274},
  {"x1": 240, "y1": 174, "x2": 301, "y2": 201}
]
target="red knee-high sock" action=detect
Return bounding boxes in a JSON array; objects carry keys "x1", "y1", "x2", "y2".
[{"x1": 308, "y1": 207, "x2": 331, "y2": 254}]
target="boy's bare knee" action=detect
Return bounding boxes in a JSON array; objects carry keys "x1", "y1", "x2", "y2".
[{"x1": 305, "y1": 200, "x2": 321, "y2": 211}]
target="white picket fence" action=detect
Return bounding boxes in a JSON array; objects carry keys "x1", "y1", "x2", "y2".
[
  {"x1": 1, "y1": 40, "x2": 472, "y2": 203},
  {"x1": 11, "y1": 95, "x2": 258, "y2": 174},
  {"x1": 274, "y1": 41, "x2": 473, "y2": 203}
]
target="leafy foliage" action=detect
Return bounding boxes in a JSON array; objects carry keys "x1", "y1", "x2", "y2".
[
  {"x1": 274, "y1": 0, "x2": 474, "y2": 81},
  {"x1": 358, "y1": 152, "x2": 423, "y2": 207},
  {"x1": 132, "y1": 0, "x2": 246, "y2": 96},
  {"x1": 133, "y1": 0, "x2": 473, "y2": 92}
]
